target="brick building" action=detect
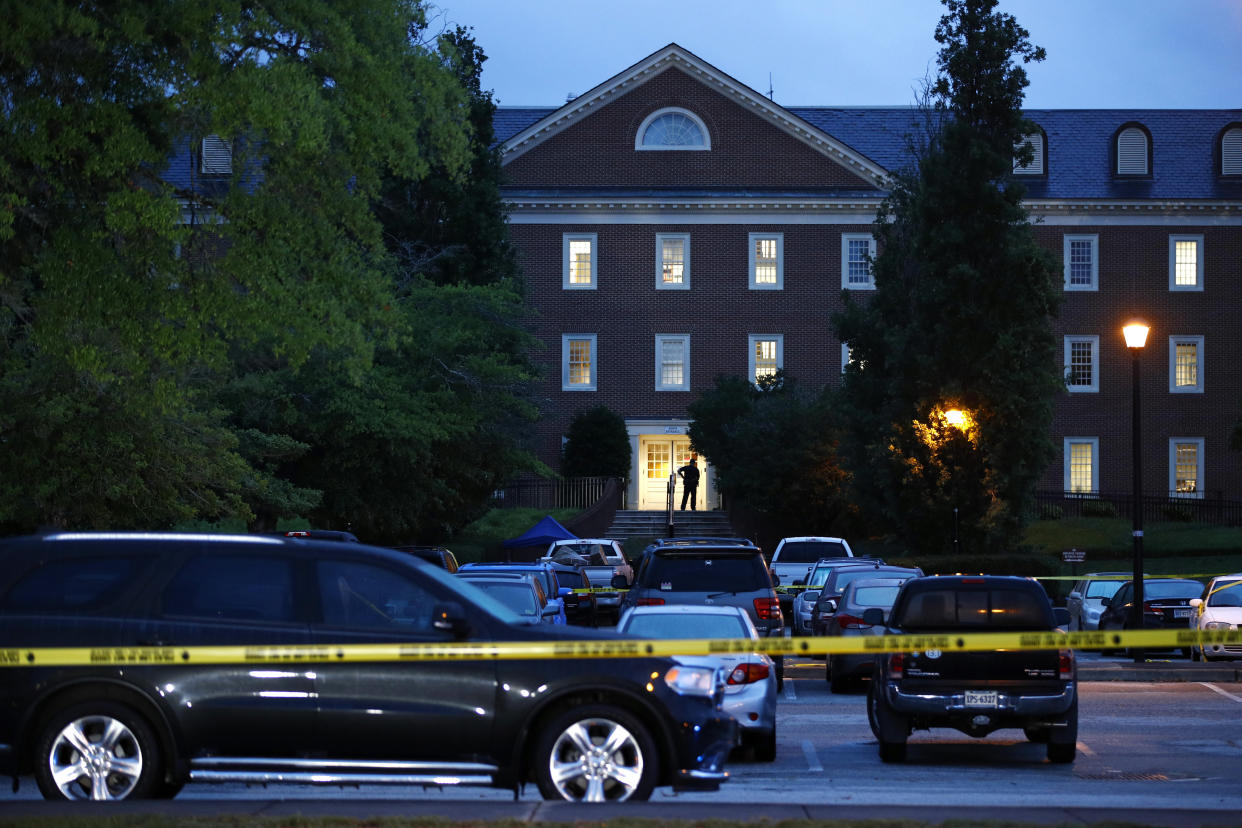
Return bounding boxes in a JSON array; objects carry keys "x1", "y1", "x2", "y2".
[{"x1": 493, "y1": 44, "x2": 1242, "y2": 514}]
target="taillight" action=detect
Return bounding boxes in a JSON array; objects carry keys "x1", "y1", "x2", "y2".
[
  {"x1": 726, "y1": 662, "x2": 771, "y2": 685},
  {"x1": 835, "y1": 612, "x2": 869, "y2": 630},
  {"x1": 753, "y1": 597, "x2": 781, "y2": 620},
  {"x1": 1142, "y1": 601, "x2": 1160, "y2": 614},
  {"x1": 636, "y1": 597, "x2": 665, "y2": 606},
  {"x1": 1059, "y1": 649, "x2": 1075, "y2": 680},
  {"x1": 888, "y1": 652, "x2": 904, "y2": 679}
]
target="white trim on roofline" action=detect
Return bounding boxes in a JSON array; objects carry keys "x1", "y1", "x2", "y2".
[{"x1": 499, "y1": 43, "x2": 891, "y2": 187}]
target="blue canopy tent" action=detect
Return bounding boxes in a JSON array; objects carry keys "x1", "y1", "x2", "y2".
[{"x1": 502, "y1": 515, "x2": 577, "y2": 549}]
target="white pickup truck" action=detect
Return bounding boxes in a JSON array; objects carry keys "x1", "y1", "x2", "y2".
[
  {"x1": 768, "y1": 536, "x2": 854, "y2": 619},
  {"x1": 541, "y1": 538, "x2": 634, "y2": 624}
]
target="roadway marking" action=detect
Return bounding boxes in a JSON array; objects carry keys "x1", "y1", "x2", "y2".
[
  {"x1": 801, "y1": 739, "x2": 823, "y2": 772},
  {"x1": 1076, "y1": 740, "x2": 1095, "y2": 756},
  {"x1": 1199, "y1": 682, "x2": 1242, "y2": 703},
  {"x1": 783, "y1": 680, "x2": 797, "y2": 701}
]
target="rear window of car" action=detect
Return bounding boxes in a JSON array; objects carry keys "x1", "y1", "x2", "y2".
[
  {"x1": 898, "y1": 588, "x2": 1050, "y2": 631},
  {"x1": 777, "y1": 541, "x2": 848, "y2": 563},
  {"x1": 643, "y1": 554, "x2": 769, "y2": 592},
  {"x1": 830, "y1": 568, "x2": 910, "y2": 594},
  {"x1": 622, "y1": 613, "x2": 749, "y2": 639},
  {"x1": 1, "y1": 555, "x2": 153, "y2": 613},
  {"x1": 851, "y1": 585, "x2": 902, "y2": 608},
  {"x1": 1146, "y1": 581, "x2": 1203, "y2": 600}
]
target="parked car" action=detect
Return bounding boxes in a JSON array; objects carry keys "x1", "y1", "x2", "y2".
[
  {"x1": 769, "y1": 536, "x2": 854, "y2": 619},
  {"x1": 1064, "y1": 572, "x2": 1129, "y2": 631},
  {"x1": 391, "y1": 545, "x2": 460, "y2": 573},
  {"x1": 542, "y1": 539, "x2": 633, "y2": 624},
  {"x1": 823, "y1": 576, "x2": 918, "y2": 693},
  {"x1": 1097, "y1": 577, "x2": 1205, "y2": 657},
  {"x1": 791, "y1": 556, "x2": 884, "y2": 637},
  {"x1": 616, "y1": 605, "x2": 777, "y2": 761},
  {"x1": 1189, "y1": 573, "x2": 1242, "y2": 661},
  {"x1": 546, "y1": 562, "x2": 598, "y2": 626},
  {"x1": 811, "y1": 563, "x2": 923, "y2": 637},
  {"x1": 458, "y1": 562, "x2": 568, "y2": 625},
  {"x1": 0, "y1": 532, "x2": 736, "y2": 802},
  {"x1": 456, "y1": 572, "x2": 563, "y2": 625},
  {"x1": 868, "y1": 575, "x2": 1077, "y2": 764}
]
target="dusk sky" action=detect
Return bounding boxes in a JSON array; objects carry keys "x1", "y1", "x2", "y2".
[{"x1": 430, "y1": 0, "x2": 1242, "y2": 110}]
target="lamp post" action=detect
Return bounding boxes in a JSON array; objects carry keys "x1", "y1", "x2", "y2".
[
  {"x1": 945, "y1": 408, "x2": 968, "y2": 556},
  {"x1": 1123, "y1": 319, "x2": 1149, "y2": 664}
]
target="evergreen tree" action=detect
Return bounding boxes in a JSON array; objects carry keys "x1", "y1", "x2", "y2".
[
  {"x1": 832, "y1": 0, "x2": 1062, "y2": 555},
  {"x1": 562, "y1": 406, "x2": 631, "y2": 480}
]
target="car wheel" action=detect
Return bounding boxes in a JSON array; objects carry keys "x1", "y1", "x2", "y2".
[
  {"x1": 865, "y1": 681, "x2": 881, "y2": 740},
  {"x1": 532, "y1": 704, "x2": 657, "y2": 802},
  {"x1": 753, "y1": 727, "x2": 777, "y2": 763},
  {"x1": 34, "y1": 701, "x2": 163, "y2": 801},
  {"x1": 869, "y1": 683, "x2": 908, "y2": 762},
  {"x1": 1046, "y1": 698, "x2": 1078, "y2": 764}
]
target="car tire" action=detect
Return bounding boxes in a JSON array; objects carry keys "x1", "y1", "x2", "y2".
[
  {"x1": 775, "y1": 656, "x2": 785, "y2": 692},
  {"x1": 532, "y1": 704, "x2": 657, "y2": 802},
  {"x1": 869, "y1": 683, "x2": 908, "y2": 762},
  {"x1": 753, "y1": 728, "x2": 777, "y2": 763},
  {"x1": 34, "y1": 701, "x2": 163, "y2": 801},
  {"x1": 865, "y1": 681, "x2": 881, "y2": 740},
  {"x1": 1046, "y1": 699, "x2": 1078, "y2": 764}
]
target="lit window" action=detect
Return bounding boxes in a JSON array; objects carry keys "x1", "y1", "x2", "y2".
[
  {"x1": 636, "y1": 108, "x2": 710, "y2": 150},
  {"x1": 841, "y1": 234, "x2": 876, "y2": 290},
  {"x1": 1169, "y1": 336, "x2": 1204, "y2": 393},
  {"x1": 1013, "y1": 132, "x2": 1045, "y2": 175},
  {"x1": 562, "y1": 335, "x2": 597, "y2": 391},
  {"x1": 1169, "y1": 235, "x2": 1203, "y2": 291},
  {"x1": 1064, "y1": 438, "x2": 1098, "y2": 495},
  {"x1": 748, "y1": 334, "x2": 783, "y2": 384},
  {"x1": 655, "y1": 335, "x2": 690, "y2": 391},
  {"x1": 1063, "y1": 235, "x2": 1098, "y2": 291},
  {"x1": 1169, "y1": 438, "x2": 1204, "y2": 499},
  {"x1": 563, "y1": 234, "x2": 597, "y2": 289},
  {"x1": 749, "y1": 233, "x2": 783, "y2": 289},
  {"x1": 1116, "y1": 125, "x2": 1149, "y2": 175},
  {"x1": 1223, "y1": 126, "x2": 1242, "y2": 176},
  {"x1": 1064, "y1": 336, "x2": 1099, "y2": 393},
  {"x1": 656, "y1": 234, "x2": 690, "y2": 290}
]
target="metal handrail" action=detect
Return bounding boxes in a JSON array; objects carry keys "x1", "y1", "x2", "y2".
[{"x1": 666, "y1": 473, "x2": 676, "y2": 536}]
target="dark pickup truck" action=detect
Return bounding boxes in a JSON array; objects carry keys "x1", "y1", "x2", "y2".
[{"x1": 867, "y1": 575, "x2": 1077, "y2": 764}]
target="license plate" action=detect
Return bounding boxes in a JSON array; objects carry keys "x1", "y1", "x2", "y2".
[
  {"x1": 1174, "y1": 608, "x2": 1191, "y2": 618},
  {"x1": 965, "y1": 690, "x2": 998, "y2": 707}
]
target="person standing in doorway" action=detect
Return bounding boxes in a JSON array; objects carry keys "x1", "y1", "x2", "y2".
[{"x1": 677, "y1": 453, "x2": 701, "y2": 511}]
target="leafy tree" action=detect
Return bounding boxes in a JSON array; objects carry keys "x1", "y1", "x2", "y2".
[
  {"x1": 688, "y1": 372, "x2": 853, "y2": 535},
  {"x1": 0, "y1": 1, "x2": 486, "y2": 533},
  {"x1": 562, "y1": 406, "x2": 631, "y2": 480},
  {"x1": 832, "y1": 0, "x2": 1062, "y2": 555}
]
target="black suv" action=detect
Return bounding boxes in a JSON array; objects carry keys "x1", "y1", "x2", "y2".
[
  {"x1": 868, "y1": 575, "x2": 1077, "y2": 764},
  {"x1": 0, "y1": 532, "x2": 736, "y2": 802}
]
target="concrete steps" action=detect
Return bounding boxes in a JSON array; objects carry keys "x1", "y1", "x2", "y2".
[{"x1": 603, "y1": 509, "x2": 737, "y2": 542}]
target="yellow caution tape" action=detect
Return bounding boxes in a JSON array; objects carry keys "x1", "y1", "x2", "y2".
[{"x1": 3, "y1": 627, "x2": 1239, "y2": 667}]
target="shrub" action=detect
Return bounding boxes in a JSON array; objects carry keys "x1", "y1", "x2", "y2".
[
  {"x1": 1081, "y1": 500, "x2": 1118, "y2": 518},
  {"x1": 1160, "y1": 503, "x2": 1194, "y2": 522},
  {"x1": 1038, "y1": 504, "x2": 1063, "y2": 520}
]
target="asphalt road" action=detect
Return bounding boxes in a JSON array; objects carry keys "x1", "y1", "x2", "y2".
[{"x1": 4, "y1": 654, "x2": 1240, "y2": 824}]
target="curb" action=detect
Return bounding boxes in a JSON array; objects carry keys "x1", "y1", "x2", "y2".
[{"x1": 1079, "y1": 660, "x2": 1241, "y2": 682}]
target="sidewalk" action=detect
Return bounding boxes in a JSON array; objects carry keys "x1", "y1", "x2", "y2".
[{"x1": 1079, "y1": 657, "x2": 1241, "y2": 682}]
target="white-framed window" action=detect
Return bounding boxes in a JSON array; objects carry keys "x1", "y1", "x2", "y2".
[
  {"x1": 1169, "y1": 336, "x2": 1204, "y2": 393},
  {"x1": 561, "y1": 334, "x2": 597, "y2": 391},
  {"x1": 748, "y1": 334, "x2": 783, "y2": 384},
  {"x1": 655, "y1": 335, "x2": 690, "y2": 391},
  {"x1": 748, "y1": 233, "x2": 783, "y2": 290},
  {"x1": 1013, "y1": 132, "x2": 1045, "y2": 175},
  {"x1": 562, "y1": 233, "x2": 597, "y2": 290},
  {"x1": 841, "y1": 233, "x2": 876, "y2": 290},
  {"x1": 201, "y1": 135, "x2": 233, "y2": 175},
  {"x1": 1064, "y1": 438, "x2": 1099, "y2": 495},
  {"x1": 1063, "y1": 234, "x2": 1098, "y2": 291},
  {"x1": 1168, "y1": 235, "x2": 1204, "y2": 291},
  {"x1": 1169, "y1": 438, "x2": 1205, "y2": 499},
  {"x1": 1116, "y1": 126, "x2": 1149, "y2": 176},
  {"x1": 635, "y1": 107, "x2": 710, "y2": 151},
  {"x1": 1064, "y1": 336, "x2": 1099, "y2": 393},
  {"x1": 656, "y1": 233, "x2": 690, "y2": 290}
]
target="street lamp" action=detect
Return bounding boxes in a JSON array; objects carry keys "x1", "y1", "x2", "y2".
[
  {"x1": 943, "y1": 407, "x2": 969, "y2": 555},
  {"x1": 1123, "y1": 318, "x2": 1149, "y2": 663}
]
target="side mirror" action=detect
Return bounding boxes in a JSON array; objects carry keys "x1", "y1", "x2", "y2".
[
  {"x1": 1189, "y1": 598, "x2": 1203, "y2": 608},
  {"x1": 558, "y1": 586, "x2": 573, "y2": 598},
  {"x1": 1052, "y1": 607, "x2": 1071, "y2": 628},
  {"x1": 822, "y1": 599, "x2": 838, "y2": 615},
  {"x1": 610, "y1": 573, "x2": 628, "y2": 589},
  {"x1": 1099, "y1": 596, "x2": 1110, "y2": 607},
  {"x1": 803, "y1": 590, "x2": 821, "y2": 604},
  {"x1": 432, "y1": 601, "x2": 471, "y2": 639},
  {"x1": 862, "y1": 608, "x2": 886, "y2": 626},
  {"x1": 542, "y1": 604, "x2": 561, "y2": 619},
  {"x1": 1067, "y1": 590, "x2": 1082, "y2": 600}
]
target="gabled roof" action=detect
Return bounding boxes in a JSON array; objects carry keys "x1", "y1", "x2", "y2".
[{"x1": 498, "y1": 43, "x2": 892, "y2": 187}]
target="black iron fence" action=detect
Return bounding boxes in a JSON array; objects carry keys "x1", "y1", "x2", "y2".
[
  {"x1": 491, "y1": 477, "x2": 621, "y2": 510},
  {"x1": 1035, "y1": 491, "x2": 1242, "y2": 526}
]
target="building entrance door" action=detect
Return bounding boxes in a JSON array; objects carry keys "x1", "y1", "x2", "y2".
[{"x1": 638, "y1": 437, "x2": 697, "y2": 511}]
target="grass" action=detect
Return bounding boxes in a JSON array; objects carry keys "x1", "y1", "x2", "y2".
[{"x1": 449, "y1": 507, "x2": 581, "y2": 563}]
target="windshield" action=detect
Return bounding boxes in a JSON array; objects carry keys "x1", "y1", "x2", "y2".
[
  {"x1": 807, "y1": 561, "x2": 853, "y2": 587},
  {"x1": 1208, "y1": 580, "x2": 1242, "y2": 607},
  {"x1": 469, "y1": 581, "x2": 539, "y2": 618},
  {"x1": 1084, "y1": 580, "x2": 1122, "y2": 599},
  {"x1": 620, "y1": 612, "x2": 751, "y2": 639},
  {"x1": 777, "y1": 541, "x2": 848, "y2": 563}
]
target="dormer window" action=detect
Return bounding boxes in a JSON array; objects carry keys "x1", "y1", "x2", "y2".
[
  {"x1": 1114, "y1": 124, "x2": 1150, "y2": 176},
  {"x1": 201, "y1": 135, "x2": 233, "y2": 175},
  {"x1": 1222, "y1": 125, "x2": 1242, "y2": 176},
  {"x1": 636, "y1": 108, "x2": 710, "y2": 151},
  {"x1": 1013, "y1": 132, "x2": 1045, "y2": 175}
]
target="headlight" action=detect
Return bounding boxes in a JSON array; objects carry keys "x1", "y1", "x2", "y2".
[
  {"x1": 664, "y1": 665, "x2": 718, "y2": 697},
  {"x1": 1204, "y1": 621, "x2": 1231, "y2": 630}
]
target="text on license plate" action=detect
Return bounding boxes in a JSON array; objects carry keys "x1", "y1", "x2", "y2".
[
  {"x1": 1174, "y1": 608, "x2": 1191, "y2": 618},
  {"x1": 965, "y1": 690, "x2": 998, "y2": 707}
]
